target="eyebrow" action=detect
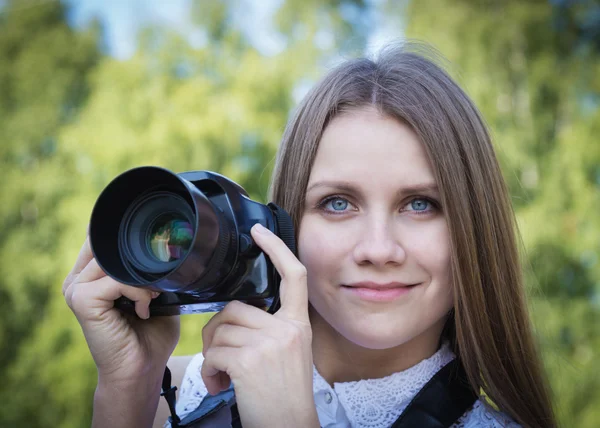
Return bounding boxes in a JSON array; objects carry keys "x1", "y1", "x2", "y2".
[
  {"x1": 306, "y1": 181, "x2": 356, "y2": 193},
  {"x1": 306, "y1": 180, "x2": 439, "y2": 196}
]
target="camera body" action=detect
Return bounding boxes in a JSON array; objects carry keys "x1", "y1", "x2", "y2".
[{"x1": 89, "y1": 167, "x2": 295, "y2": 316}]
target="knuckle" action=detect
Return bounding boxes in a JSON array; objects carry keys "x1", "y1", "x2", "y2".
[
  {"x1": 215, "y1": 323, "x2": 230, "y2": 335},
  {"x1": 62, "y1": 274, "x2": 73, "y2": 294},
  {"x1": 202, "y1": 347, "x2": 215, "y2": 363},
  {"x1": 64, "y1": 286, "x2": 73, "y2": 309},
  {"x1": 69, "y1": 285, "x2": 87, "y2": 314},
  {"x1": 238, "y1": 348, "x2": 260, "y2": 372},
  {"x1": 285, "y1": 324, "x2": 303, "y2": 344},
  {"x1": 282, "y1": 322, "x2": 310, "y2": 347},
  {"x1": 212, "y1": 324, "x2": 228, "y2": 343},
  {"x1": 226, "y1": 300, "x2": 244, "y2": 312},
  {"x1": 203, "y1": 346, "x2": 214, "y2": 359},
  {"x1": 288, "y1": 264, "x2": 307, "y2": 280},
  {"x1": 220, "y1": 301, "x2": 235, "y2": 317}
]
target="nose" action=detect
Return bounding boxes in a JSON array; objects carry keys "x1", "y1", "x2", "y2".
[{"x1": 352, "y1": 215, "x2": 406, "y2": 267}]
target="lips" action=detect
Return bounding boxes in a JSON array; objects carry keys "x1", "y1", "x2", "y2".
[
  {"x1": 344, "y1": 281, "x2": 416, "y2": 290},
  {"x1": 342, "y1": 281, "x2": 419, "y2": 302}
]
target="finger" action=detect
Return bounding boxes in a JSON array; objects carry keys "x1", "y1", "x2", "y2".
[
  {"x1": 63, "y1": 236, "x2": 94, "y2": 295},
  {"x1": 215, "y1": 372, "x2": 232, "y2": 394},
  {"x1": 68, "y1": 275, "x2": 155, "y2": 321},
  {"x1": 209, "y1": 324, "x2": 257, "y2": 349},
  {"x1": 251, "y1": 224, "x2": 309, "y2": 321},
  {"x1": 201, "y1": 371, "x2": 231, "y2": 396},
  {"x1": 202, "y1": 301, "x2": 270, "y2": 353},
  {"x1": 203, "y1": 370, "x2": 232, "y2": 396},
  {"x1": 73, "y1": 236, "x2": 93, "y2": 275},
  {"x1": 77, "y1": 257, "x2": 107, "y2": 284},
  {"x1": 67, "y1": 275, "x2": 153, "y2": 320},
  {"x1": 201, "y1": 347, "x2": 236, "y2": 395}
]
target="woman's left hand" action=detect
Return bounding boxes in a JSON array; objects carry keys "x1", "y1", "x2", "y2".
[{"x1": 200, "y1": 223, "x2": 319, "y2": 428}]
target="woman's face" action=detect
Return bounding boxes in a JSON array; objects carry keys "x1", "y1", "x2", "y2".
[{"x1": 298, "y1": 107, "x2": 453, "y2": 350}]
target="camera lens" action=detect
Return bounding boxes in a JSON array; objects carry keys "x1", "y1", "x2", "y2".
[
  {"x1": 89, "y1": 166, "x2": 225, "y2": 292},
  {"x1": 120, "y1": 191, "x2": 196, "y2": 276},
  {"x1": 148, "y1": 214, "x2": 194, "y2": 262}
]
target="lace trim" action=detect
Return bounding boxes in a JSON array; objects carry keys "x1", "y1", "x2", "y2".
[
  {"x1": 313, "y1": 344, "x2": 455, "y2": 428},
  {"x1": 452, "y1": 400, "x2": 521, "y2": 427},
  {"x1": 167, "y1": 353, "x2": 208, "y2": 425},
  {"x1": 167, "y1": 347, "x2": 520, "y2": 427}
]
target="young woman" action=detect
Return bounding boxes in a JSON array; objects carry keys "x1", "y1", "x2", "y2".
[{"x1": 64, "y1": 43, "x2": 557, "y2": 428}]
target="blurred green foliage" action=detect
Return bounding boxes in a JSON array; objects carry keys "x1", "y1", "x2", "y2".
[{"x1": 0, "y1": 0, "x2": 598, "y2": 426}]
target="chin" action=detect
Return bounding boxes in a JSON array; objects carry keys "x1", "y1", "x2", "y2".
[{"x1": 337, "y1": 323, "x2": 419, "y2": 351}]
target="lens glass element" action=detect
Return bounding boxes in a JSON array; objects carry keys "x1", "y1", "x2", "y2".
[{"x1": 148, "y1": 214, "x2": 194, "y2": 262}]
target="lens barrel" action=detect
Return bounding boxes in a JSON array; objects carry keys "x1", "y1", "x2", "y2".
[{"x1": 89, "y1": 166, "x2": 229, "y2": 293}]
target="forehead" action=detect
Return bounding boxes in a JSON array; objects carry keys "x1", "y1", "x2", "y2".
[{"x1": 308, "y1": 108, "x2": 435, "y2": 188}]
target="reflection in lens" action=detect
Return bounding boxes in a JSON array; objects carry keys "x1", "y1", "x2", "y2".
[{"x1": 148, "y1": 214, "x2": 194, "y2": 262}]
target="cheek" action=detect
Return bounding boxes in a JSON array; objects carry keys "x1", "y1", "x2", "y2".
[
  {"x1": 405, "y1": 220, "x2": 452, "y2": 282},
  {"x1": 297, "y1": 220, "x2": 348, "y2": 287}
]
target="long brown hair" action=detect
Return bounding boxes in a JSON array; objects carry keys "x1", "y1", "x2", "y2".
[{"x1": 269, "y1": 42, "x2": 556, "y2": 427}]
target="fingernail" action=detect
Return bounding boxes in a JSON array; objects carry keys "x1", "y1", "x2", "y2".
[{"x1": 253, "y1": 223, "x2": 270, "y2": 234}]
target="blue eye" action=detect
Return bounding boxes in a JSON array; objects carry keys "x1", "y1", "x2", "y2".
[
  {"x1": 326, "y1": 198, "x2": 349, "y2": 211},
  {"x1": 410, "y1": 199, "x2": 430, "y2": 211},
  {"x1": 316, "y1": 195, "x2": 358, "y2": 215}
]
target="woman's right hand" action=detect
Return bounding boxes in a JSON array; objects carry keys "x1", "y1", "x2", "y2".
[{"x1": 63, "y1": 235, "x2": 180, "y2": 386}]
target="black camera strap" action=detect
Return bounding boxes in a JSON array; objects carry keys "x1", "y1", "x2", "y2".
[
  {"x1": 161, "y1": 366, "x2": 181, "y2": 427},
  {"x1": 161, "y1": 357, "x2": 477, "y2": 428},
  {"x1": 390, "y1": 358, "x2": 477, "y2": 427}
]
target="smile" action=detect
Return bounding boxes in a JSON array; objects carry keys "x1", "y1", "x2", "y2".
[{"x1": 342, "y1": 282, "x2": 420, "y2": 302}]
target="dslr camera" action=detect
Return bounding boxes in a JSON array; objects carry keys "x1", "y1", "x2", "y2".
[{"x1": 89, "y1": 166, "x2": 295, "y2": 316}]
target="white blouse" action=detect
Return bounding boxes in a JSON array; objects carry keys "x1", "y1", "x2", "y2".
[{"x1": 167, "y1": 344, "x2": 520, "y2": 427}]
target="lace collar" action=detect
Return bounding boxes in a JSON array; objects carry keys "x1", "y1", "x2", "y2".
[{"x1": 312, "y1": 343, "x2": 456, "y2": 427}]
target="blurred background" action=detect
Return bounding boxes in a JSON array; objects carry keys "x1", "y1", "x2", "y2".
[{"x1": 0, "y1": 0, "x2": 599, "y2": 426}]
